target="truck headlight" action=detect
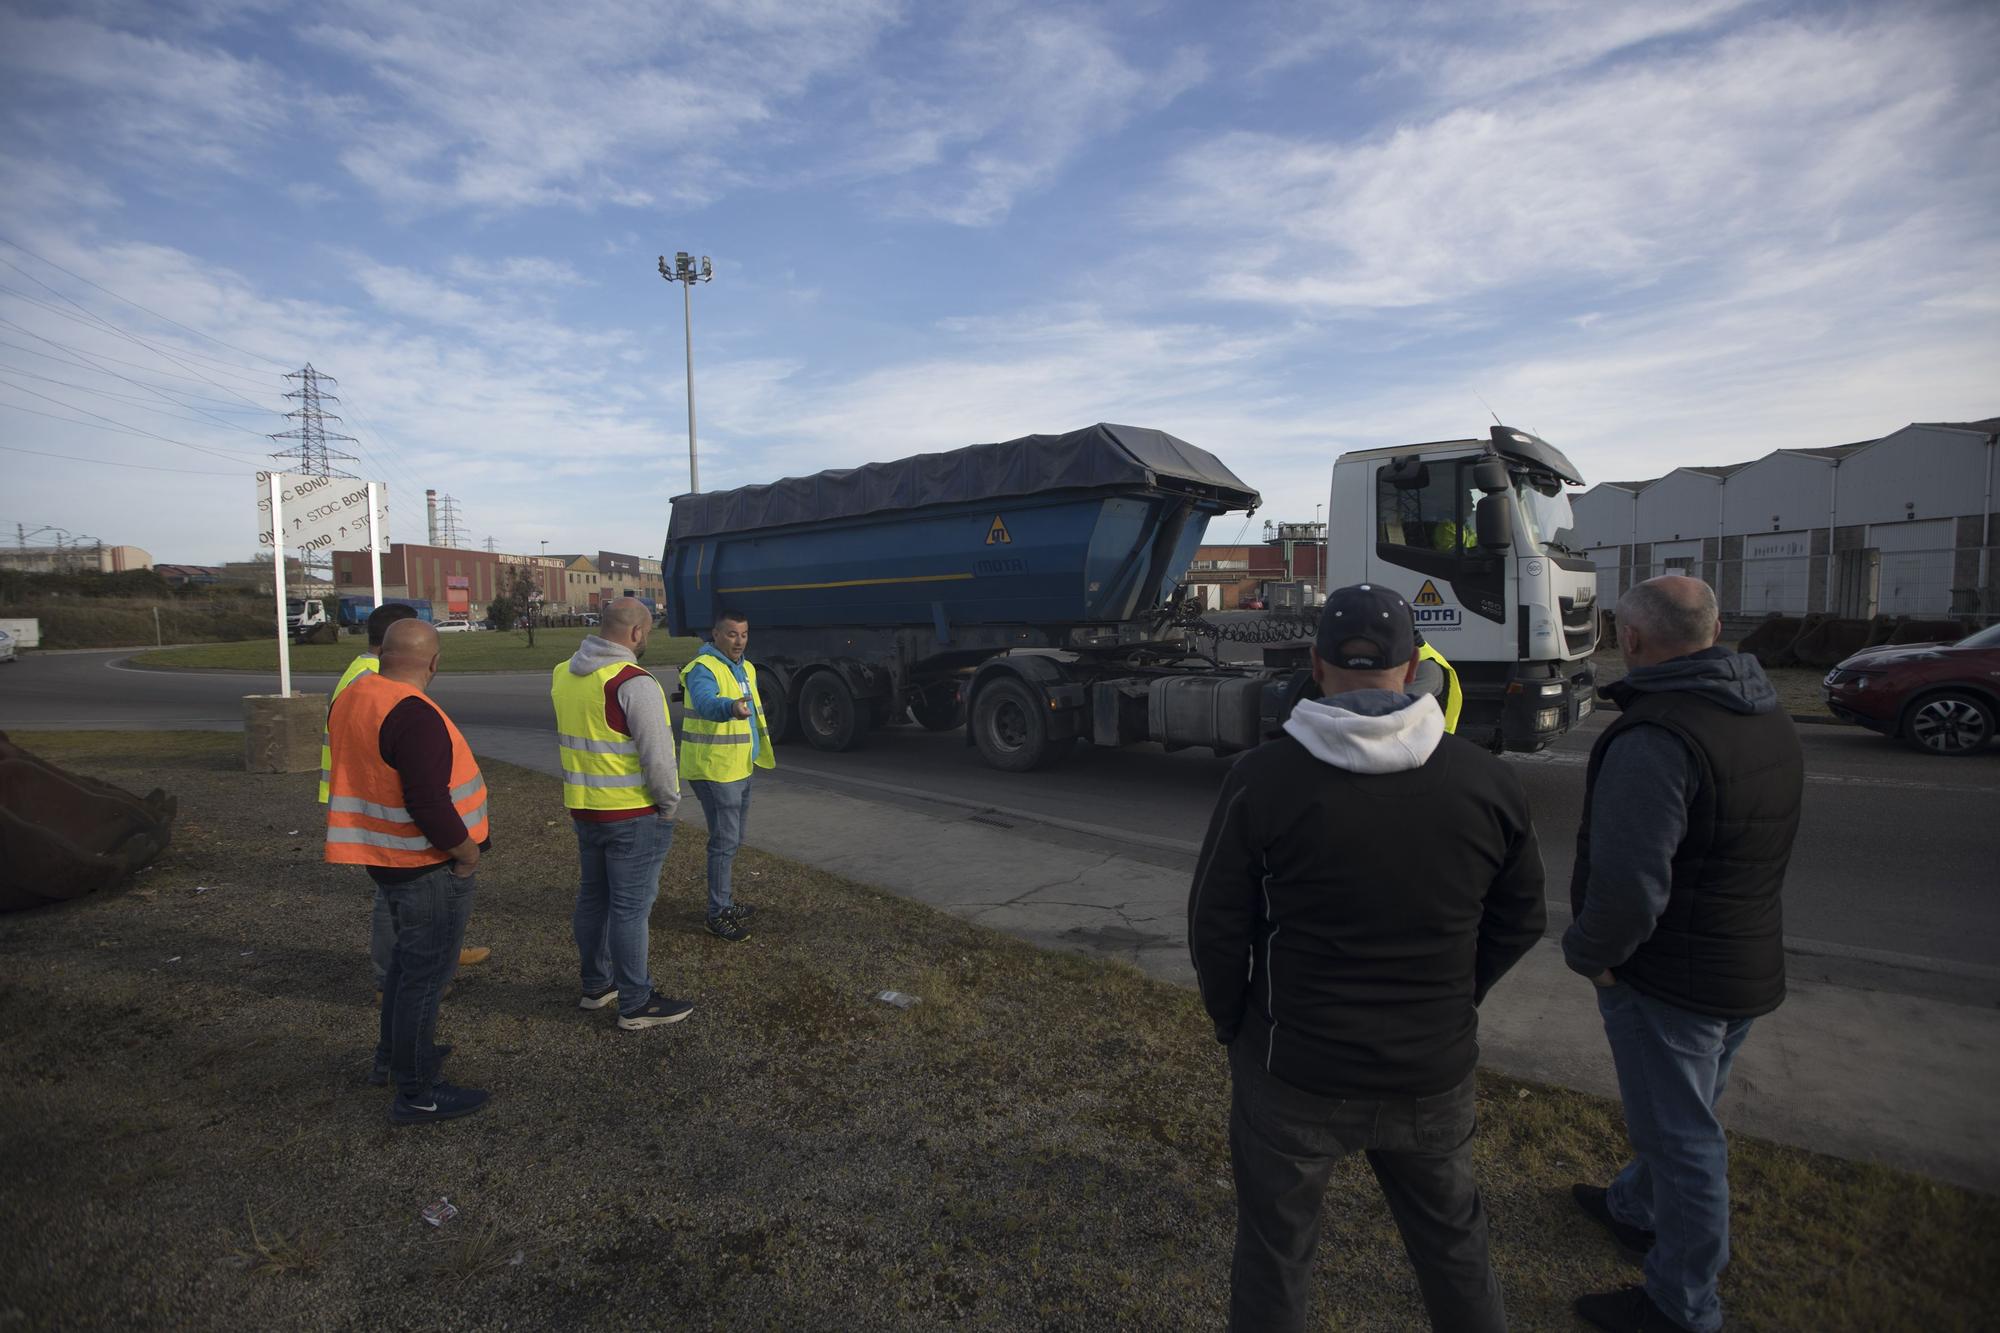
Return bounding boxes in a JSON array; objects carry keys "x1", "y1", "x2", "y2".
[
  {"x1": 1536, "y1": 682, "x2": 1565, "y2": 698},
  {"x1": 1535, "y1": 707, "x2": 1562, "y2": 731}
]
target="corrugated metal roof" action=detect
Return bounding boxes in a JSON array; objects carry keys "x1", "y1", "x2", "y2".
[
  {"x1": 1917, "y1": 417, "x2": 2000, "y2": 433},
  {"x1": 1784, "y1": 442, "x2": 1872, "y2": 459},
  {"x1": 1683, "y1": 462, "x2": 1752, "y2": 478}
]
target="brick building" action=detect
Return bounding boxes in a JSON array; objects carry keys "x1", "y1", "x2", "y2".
[
  {"x1": 1182, "y1": 524, "x2": 1329, "y2": 610},
  {"x1": 330, "y1": 543, "x2": 567, "y2": 618},
  {"x1": 596, "y1": 551, "x2": 667, "y2": 609}
]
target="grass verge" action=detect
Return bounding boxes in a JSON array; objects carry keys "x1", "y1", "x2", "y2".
[
  {"x1": 1, "y1": 732, "x2": 1991, "y2": 1330},
  {"x1": 125, "y1": 627, "x2": 703, "y2": 674}
]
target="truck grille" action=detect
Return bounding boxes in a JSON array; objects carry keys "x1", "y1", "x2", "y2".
[{"x1": 1558, "y1": 590, "x2": 1597, "y2": 655}]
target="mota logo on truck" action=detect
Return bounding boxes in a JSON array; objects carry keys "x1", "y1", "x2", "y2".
[{"x1": 1411, "y1": 580, "x2": 1461, "y2": 630}]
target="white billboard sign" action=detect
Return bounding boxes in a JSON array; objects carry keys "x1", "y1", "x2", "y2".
[{"x1": 254, "y1": 472, "x2": 390, "y2": 557}]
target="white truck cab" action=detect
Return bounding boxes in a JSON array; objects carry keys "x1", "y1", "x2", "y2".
[{"x1": 1328, "y1": 425, "x2": 1598, "y2": 750}]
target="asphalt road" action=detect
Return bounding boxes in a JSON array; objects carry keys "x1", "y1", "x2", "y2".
[{"x1": 5, "y1": 648, "x2": 1996, "y2": 987}]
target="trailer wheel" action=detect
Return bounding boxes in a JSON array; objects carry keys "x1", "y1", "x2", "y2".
[
  {"x1": 798, "y1": 671, "x2": 866, "y2": 752},
  {"x1": 909, "y1": 685, "x2": 965, "y2": 733},
  {"x1": 759, "y1": 669, "x2": 800, "y2": 746},
  {"x1": 972, "y1": 676, "x2": 1066, "y2": 771}
]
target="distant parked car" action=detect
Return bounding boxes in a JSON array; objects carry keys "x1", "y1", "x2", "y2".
[
  {"x1": 0, "y1": 627, "x2": 14, "y2": 663},
  {"x1": 436, "y1": 620, "x2": 472, "y2": 633},
  {"x1": 1823, "y1": 623, "x2": 2000, "y2": 756},
  {"x1": 1239, "y1": 595, "x2": 1266, "y2": 610}
]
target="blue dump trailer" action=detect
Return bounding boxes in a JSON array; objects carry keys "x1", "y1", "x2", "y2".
[
  {"x1": 335, "y1": 596, "x2": 433, "y2": 631},
  {"x1": 665, "y1": 423, "x2": 1313, "y2": 770}
]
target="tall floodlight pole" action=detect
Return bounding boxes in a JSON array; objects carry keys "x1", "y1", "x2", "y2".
[{"x1": 658, "y1": 251, "x2": 714, "y2": 493}]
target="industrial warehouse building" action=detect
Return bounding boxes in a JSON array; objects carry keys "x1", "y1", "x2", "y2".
[{"x1": 1567, "y1": 419, "x2": 1997, "y2": 624}]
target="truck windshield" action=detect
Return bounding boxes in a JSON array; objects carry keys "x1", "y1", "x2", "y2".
[
  {"x1": 285, "y1": 600, "x2": 305, "y2": 616},
  {"x1": 1516, "y1": 483, "x2": 1575, "y2": 554}
]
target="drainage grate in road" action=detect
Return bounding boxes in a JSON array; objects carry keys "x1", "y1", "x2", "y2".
[{"x1": 966, "y1": 813, "x2": 1016, "y2": 829}]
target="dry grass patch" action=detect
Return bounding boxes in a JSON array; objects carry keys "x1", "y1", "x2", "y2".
[{"x1": 0, "y1": 732, "x2": 1991, "y2": 1330}]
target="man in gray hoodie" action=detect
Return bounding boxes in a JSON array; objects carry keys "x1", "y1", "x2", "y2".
[
  {"x1": 550, "y1": 598, "x2": 693, "y2": 1031},
  {"x1": 1566, "y1": 576, "x2": 1803, "y2": 1333}
]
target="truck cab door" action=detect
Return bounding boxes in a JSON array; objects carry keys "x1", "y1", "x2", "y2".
[{"x1": 1364, "y1": 455, "x2": 1512, "y2": 656}]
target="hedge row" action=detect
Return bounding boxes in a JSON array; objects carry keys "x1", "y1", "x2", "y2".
[{"x1": 0, "y1": 601, "x2": 273, "y2": 649}]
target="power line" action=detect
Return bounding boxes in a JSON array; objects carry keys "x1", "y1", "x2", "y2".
[
  {"x1": 0, "y1": 328, "x2": 275, "y2": 397},
  {"x1": 0, "y1": 441, "x2": 240, "y2": 476},
  {"x1": 0, "y1": 359, "x2": 281, "y2": 439},
  {"x1": 0, "y1": 373, "x2": 268, "y2": 462},
  {"x1": 0, "y1": 232, "x2": 293, "y2": 369}
]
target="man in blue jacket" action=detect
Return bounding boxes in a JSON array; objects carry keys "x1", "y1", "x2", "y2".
[
  {"x1": 1566, "y1": 576, "x2": 1803, "y2": 1333},
  {"x1": 677, "y1": 610, "x2": 773, "y2": 942}
]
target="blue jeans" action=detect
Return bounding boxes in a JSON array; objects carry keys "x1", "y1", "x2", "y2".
[
  {"x1": 1226, "y1": 1038, "x2": 1504, "y2": 1333},
  {"x1": 374, "y1": 864, "x2": 476, "y2": 1100},
  {"x1": 1597, "y1": 982, "x2": 1755, "y2": 1333},
  {"x1": 370, "y1": 885, "x2": 394, "y2": 989},
  {"x1": 572, "y1": 815, "x2": 675, "y2": 1017},
  {"x1": 690, "y1": 778, "x2": 752, "y2": 921}
]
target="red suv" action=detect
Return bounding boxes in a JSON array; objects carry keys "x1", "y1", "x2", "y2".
[{"x1": 1823, "y1": 623, "x2": 2000, "y2": 756}]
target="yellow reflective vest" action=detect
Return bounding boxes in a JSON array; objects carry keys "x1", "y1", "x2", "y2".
[
  {"x1": 551, "y1": 660, "x2": 657, "y2": 812},
  {"x1": 317, "y1": 652, "x2": 380, "y2": 803},
  {"x1": 677, "y1": 654, "x2": 775, "y2": 783},
  {"x1": 1420, "y1": 642, "x2": 1464, "y2": 734}
]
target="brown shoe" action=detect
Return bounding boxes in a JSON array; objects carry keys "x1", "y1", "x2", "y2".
[{"x1": 458, "y1": 946, "x2": 491, "y2": 967}]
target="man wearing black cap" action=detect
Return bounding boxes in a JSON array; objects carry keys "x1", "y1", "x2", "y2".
[{"x1": 1190, "y1": 583, "x2": 1547, "y2": 1333}]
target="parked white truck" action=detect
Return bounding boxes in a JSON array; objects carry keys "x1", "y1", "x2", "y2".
[{"x1": 1316, "y1": 424, "x2": 1599, "y2": 750}]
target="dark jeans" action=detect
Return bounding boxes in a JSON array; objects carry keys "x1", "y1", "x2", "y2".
[
  {"x1": 1227, "y1": 1037, "x2": 1505, "y2": 1333},
  {"x1": 374, "y1": 864, "x2": 476, "y2": 1100},
  {"x1": 1597, "y1": 982, "x2": 1755, "y2": 1333},
  {"x1": 689, "y1": 778, "x2": 752, "y2": 920},
  {"x1": 572, "y1": 815, "x2": 674, "y2": 1017}
]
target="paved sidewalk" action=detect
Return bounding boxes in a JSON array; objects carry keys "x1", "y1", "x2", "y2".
[{"x1": 466, "y1": 725, "x2": 2000, "y2": 1193}]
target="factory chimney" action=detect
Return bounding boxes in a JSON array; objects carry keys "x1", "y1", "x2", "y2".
[{"x1": 426, "y1": 489, "x2": 439, "y2": 546}]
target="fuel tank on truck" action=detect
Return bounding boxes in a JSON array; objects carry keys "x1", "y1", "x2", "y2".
[{"x1": 663, "y1": 424, "x2": 1260, "y2": 637}]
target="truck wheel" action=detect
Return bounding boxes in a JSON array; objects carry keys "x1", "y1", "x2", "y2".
[
  {"x1": 909, "y1": 685, "x2": 965, "y2": 732},
  {"x1": 759, "y1": 669, "x2": 800, "y2": 746},
  {"x1": 972, "y1": 676, "x2": 1067, "y2": 772},
  {"x1": 798, "y1": 672, "x2": 865, "y2": 752}
]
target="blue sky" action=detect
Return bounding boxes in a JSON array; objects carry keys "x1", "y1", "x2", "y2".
[{"x1": 1, "y1": 0, "x2": 1994, "y2": 564}]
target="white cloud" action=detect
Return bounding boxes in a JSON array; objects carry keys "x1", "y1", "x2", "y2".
[
  {"x1": 855, "y1": 7, "x2": 1207, "y2": 226},
  {"x1": 1157, "y1": 12, "x2": 1995, "y2": 312},
  {"x1": 445, "y1": 256, "x2": 591, "y2": 288}
]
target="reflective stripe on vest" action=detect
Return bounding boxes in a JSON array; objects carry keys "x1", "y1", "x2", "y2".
[
  {"x1": 1419, "y1": 643, "x2": 1464, "y2": 734},
  {"x1": 677, "y1": 654, "x2": 775, "y2": 782},
  {"x1": 323, "y1": 672, "x2": 489, "y2": 868},
  {"x1": 550, "y1": 660, "x2": 660, "y2": 811},
  {"x1": 318, "y1": 653, "x2": 381, "y2": 803}
]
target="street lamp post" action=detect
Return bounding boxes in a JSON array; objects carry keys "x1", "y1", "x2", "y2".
[{"x1": 658, "y1": 251, "x2": 714, "y2": 493}]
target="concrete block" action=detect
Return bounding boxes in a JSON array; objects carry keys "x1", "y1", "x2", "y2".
[{"x1": 242, "y1": 693, "x2": 327, "y2": 773}]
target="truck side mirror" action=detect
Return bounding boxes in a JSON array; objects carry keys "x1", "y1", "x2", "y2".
[
  {"x1": 1473, "y1": 457, "x2": 1511, "y2": 493},
  {"x1": 1383, "y1": 456, "x2": 1430, "y2": 490},
  {"x1": 1475, "y1": 493, "x2": 1513, "y2": 550}
]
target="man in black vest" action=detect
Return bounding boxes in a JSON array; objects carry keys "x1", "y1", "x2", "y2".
[
  {"x1": 1191, "y1": 584, "x2": 1546, "y2": 1332},
  {"x1": 1566, "y1": 576, "x2": 1803, "y2": 1333}
]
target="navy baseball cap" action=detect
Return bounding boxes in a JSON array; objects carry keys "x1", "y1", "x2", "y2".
[{"x1": 1316, "y1": 583, "x2": 1418, "y2": 670}]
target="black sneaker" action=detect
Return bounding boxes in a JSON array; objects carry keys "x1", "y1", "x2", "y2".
[
  {"x1": 617, "y1": 994, "x2": 695, "y2": 1031},
  {"x1": 1573, "y1": 1286, "x2": 1700, "y2": 1333},
  {"x1": 369, "y1": 1042, "x2": 453, "y2": 1088},
  {"x1": 388, "y1": 1081, "x2": 489, "y2": 1125},
  {"x1": 1572, "y1": 1183, "x2": 1656, "y2": 1263},
  {"x1": 723, "y1": 902, "x2": 756, "y2": 921},
  {"x1": 578, "y1": 985, "x2": 617, "y2": 1011},
  {"x1": 706, "y1": 913, "x2": 748, "y2": 942}
]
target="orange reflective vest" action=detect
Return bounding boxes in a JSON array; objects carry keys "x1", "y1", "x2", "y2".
[{"x1": 324, "y1": 672, "x2": 490, "y2": 868}]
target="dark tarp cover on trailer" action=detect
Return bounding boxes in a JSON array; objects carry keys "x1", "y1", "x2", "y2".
[{"x1": 666, "y1": 423, "x2": 1260, "y2": 541}]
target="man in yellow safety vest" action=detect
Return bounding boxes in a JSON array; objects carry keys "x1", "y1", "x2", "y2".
[
  {"x1": 1413, "y1": 636, "x2": 1465, "y2": 734},
  {"x1": 320, "y1": 601, "x2": 490, "y2": 994},
  {"x1": 551, "y1": 597, "x2": 694, "y2": 1031},
  {"x1": 678, "y1": 609, "x2": 774, "y2": 942}
]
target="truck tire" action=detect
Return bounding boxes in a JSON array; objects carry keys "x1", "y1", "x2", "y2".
[
  {"x1": 799, "y1": 671, "x2": 865, "y2": 752},
  {"x1": 759, "y1": 669, "x2": 801, "y2": 746},
  {"x1": 971, "y1": 676, "x2": 1067, "y2": 772},
  {"x1": 909, "y1": 685, "x2": 965, "y2": 732}
]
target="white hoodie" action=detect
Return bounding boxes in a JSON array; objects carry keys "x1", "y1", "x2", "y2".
[{"x1": 1281, "y1": 688, "x2": 1444, "y2": 775}]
